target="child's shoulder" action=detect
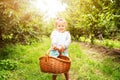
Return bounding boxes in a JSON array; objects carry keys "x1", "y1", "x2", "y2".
[{"x1": 65, "y1": 31, "x2": 70, "y2": 34}]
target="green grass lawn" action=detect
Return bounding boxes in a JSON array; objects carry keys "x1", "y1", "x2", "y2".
[
  {"x1": 80, "y1": 37, "x2": 120, "y2": 49},
  {"x1": 0, "y1": 37, "x2": 120, "y2": 80}
]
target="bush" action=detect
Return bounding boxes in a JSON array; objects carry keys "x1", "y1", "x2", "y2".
[
  {"x1": 0, "y1": 70, "x2": 11, "y2": 80},
  {"x1": 0, "y1": 59, "x2": 19, "y2": 70}
]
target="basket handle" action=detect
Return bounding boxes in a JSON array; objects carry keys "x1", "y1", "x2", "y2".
[
  {"x1": 45, "y1": 47, "x2": 62, "y2": 57},
  {"x1": 45, "y1": 48, "x2": 51, "y2": 56},
  {"x1": 44, "y1": 48, "x2": 51, "y2": 62}
]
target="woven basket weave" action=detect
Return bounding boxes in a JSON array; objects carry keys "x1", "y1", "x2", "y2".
[{"x1": 39, "y1": 50, "x2": 71, "y2": 74}]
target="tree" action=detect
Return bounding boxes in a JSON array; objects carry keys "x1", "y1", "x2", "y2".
[
  {"x1": 0, "y1": 0, "x2": 44, "y2": 46},
  {"x1": 62, "y1": 0, "x2": 120, "y2": 43}
]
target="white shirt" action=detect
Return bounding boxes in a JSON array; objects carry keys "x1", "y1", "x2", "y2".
[{"x1": 50, "y1": 30, "x2": 71, "y2": 53}]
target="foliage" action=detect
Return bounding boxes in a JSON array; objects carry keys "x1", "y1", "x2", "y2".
[
  {"x1": 1, "y1": 0, "x2": 120, "y2": 45},
  {"x1": 61, "y1": 0, "x2": 120, "y2": 44},
  {"x1": 42, "y1": 19, "x2": 55, "y2": 37},
  {"x1": 0, "y1": 59, "x2": 18, "y2": 70},
  {"x1": 80, "y1": 37, "x2": 120, "y2": 49},
  {"x1": 0, "y1": 0, "x2": 43, "y2": 45},
  {"x1": 0, "y1": 70, "x2": 11, "y2": 80}
]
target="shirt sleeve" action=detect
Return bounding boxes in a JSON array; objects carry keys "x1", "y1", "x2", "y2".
[
  {"x1": 50, "y1": 31, "x2": 57, "y2": 46},
  {"x1": 64, "y1": 31, "x2": 71, "y2": 49}
]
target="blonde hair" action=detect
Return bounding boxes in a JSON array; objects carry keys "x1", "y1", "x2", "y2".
[{"x1": 55, "y1": 17, "x2": 67, "y2": 27}]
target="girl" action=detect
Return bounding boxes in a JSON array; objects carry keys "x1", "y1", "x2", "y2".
[{"x1": 50, "y1": 17, "x2": 71, "y2": 80}]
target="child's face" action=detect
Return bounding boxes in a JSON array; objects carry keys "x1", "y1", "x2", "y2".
[{"x1": 56, "y1": 21, "x2": 66, "y2": 33}]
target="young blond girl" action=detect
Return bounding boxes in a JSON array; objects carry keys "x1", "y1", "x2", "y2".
[{"x1": 50, "y1": 17, "x2": 71, "y2": 80}]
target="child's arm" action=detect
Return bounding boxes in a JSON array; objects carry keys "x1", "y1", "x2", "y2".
[
  {"x1": 50, "y1": 31, "x2": 57, "y2": 47},
  {"x1": 50, "y1": 31, "x2": 61, "y2": 51},
  {"x1": 64, "y1": 32, "x2": 71, "y2": 49},
  {"x1": 58, "y1": 32, "x2": 71, "y2": 53},
  {"x1": 50, "y1": 31, "x2": 71, "y2": 52}
]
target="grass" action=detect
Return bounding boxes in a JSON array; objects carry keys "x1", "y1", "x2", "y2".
[
  {"x1": 0, "y1": 37, "x2": 120, "y2": 80},
  {"x1": 80, "y1": 37, "x2": 120, "y2": 49},
  {"x1": 95, "y1": 39, "x2": 120, "y2": 49},
  {"x1": 70, "y1": 42, "x2": 120, "y2": 80}
]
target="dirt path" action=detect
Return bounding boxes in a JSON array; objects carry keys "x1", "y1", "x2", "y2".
[
  {"x1": 69, "y1": 42, "x2": 104, "y2": 80},
  {"x1": 70, "y1": 42, "x2": 120, "y2": 80},
  {"x1": 79, "y1": 42, "x2": 107, "y2": 60},
  {"x1": 69, "y1": 42, "x2": 120, "y2": 80}
]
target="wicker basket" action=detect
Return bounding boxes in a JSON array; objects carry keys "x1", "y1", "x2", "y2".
[{"x1": 39, "y1": 50, "x2": 71, "y2": 74}]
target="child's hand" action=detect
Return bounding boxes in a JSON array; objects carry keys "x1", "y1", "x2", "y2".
[
  {"x1": 52, "y1": 45, "x2": 58, "y2": 50},
  {"x1": 59, "y1": 45, "x2": 65, "y2": 53}
]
